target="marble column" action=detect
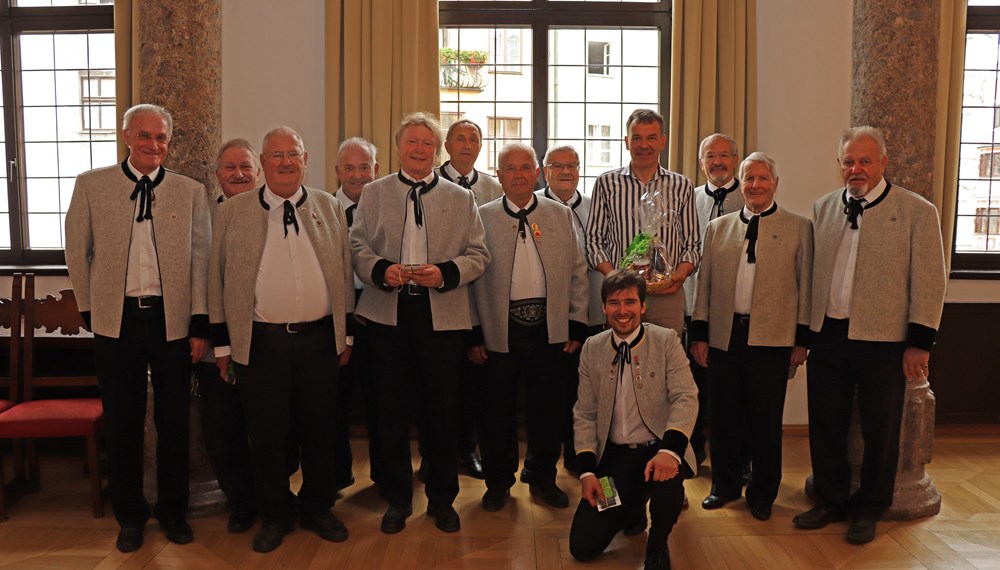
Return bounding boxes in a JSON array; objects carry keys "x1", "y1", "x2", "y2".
[
  {"x1": 805, "y1": 0, "x2": 942, "y2": 521},
  {"x1": 134, "y1": 0, "x2": 226, "y2": 517}
]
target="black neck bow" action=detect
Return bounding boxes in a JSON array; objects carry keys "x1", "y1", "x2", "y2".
[
  {"x1": 612, "y1": 325, "x2": 645, "y2": 380},
  {"x1": 399, "y1": 171, "x2": 439, "y2": 227},
  {"x1": 705, "y1": 181, "x2": 738, "y2": 218},
  {"x1": 122, "y1": 161, "x2": 165, "y2": 222},
  {"x1": 259, "y1": 186, "x2": 308, "y2": 237},
  {"x1": 503, "y1": 196, "x2": 538, "y2": 241},
  {"x1": 739, "y1": 202, "x2": 777, "y2": 264}
]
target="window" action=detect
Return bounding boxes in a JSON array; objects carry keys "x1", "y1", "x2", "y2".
[
  {"x1": 0, "y1": 2, "x2": 115, "y2": 263},
  {"x1": 974, "y1": 207, "x2": 1000, "y2": 235},
  {"x1": 440, "y1": 1, "x2": 669, "y2": 194}
]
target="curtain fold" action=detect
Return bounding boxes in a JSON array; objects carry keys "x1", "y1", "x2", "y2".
[
  {"x1": 326, "y1": 0, "x2": 440, "y2": 190},
  {"x1": 934, "y1": 0, "x2": 968, "y2": 272},
  {"x1": 113, "y1": 0, "x2": 138, "y2": 161},
  {"x1": 668, "y1": 0, "x2": 756, "y2": 184}
]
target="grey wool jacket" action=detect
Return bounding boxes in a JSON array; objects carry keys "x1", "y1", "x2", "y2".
[
  {"x1": 574, "y1": 324, "x2": 699, "y2": 476},
  {"x1": 208, "y1": 186, "x2": 355, "y2": 364},
  {"x1": 65, "y1": 162, "x2": 211, "y2": 341},
  {"x1": 810, "y1": 183, "x2": 946, "y2": 349},
  {"x1": 350, "y1": 173, "x2": 490, "y2": 330},
  {"x1": 691, "y1": 206, "x2": 813, "y2": 350},
  {"x1": 471, "y1": 195, "x2": 590, "y2": 352}
]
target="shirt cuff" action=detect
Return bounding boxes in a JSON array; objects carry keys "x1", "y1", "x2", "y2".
[
  {"x1": 657, "y1": 449, "x2": 682, "y2": 465},
  {"x1": 579, "y1": 471, "x2": 597, "y2": 481},
  {"x1": 213, "y1": 345, "x2": 232, "y2": 358}
]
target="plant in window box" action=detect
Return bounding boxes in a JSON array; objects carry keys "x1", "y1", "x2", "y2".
[{"x1": 439, "y1": 48, "x2": 461, "y2": 88}]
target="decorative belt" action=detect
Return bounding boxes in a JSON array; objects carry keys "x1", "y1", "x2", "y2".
[
  {"x1": 509, "y1": 298, "x2": 546, "y2": 326},
  {"x1": 253, "y1": 314, "x2": 333, "y2": 334}
]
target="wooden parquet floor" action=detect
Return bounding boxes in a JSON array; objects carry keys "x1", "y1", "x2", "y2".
[{"x1": 2, "y1": 431, "x2": 1000, "y2": 569}]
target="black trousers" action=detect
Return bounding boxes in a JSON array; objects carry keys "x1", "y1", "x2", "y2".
[
  {"x1": 333, "y1": 311, "x2": 383, "y2": 484},
  {"x1": 193, "y1": 361, "x2": 255, "y2": 512},
  {"x1": 366, "y1": 294, "x2": 464, "y2": 508},
  {"x1": 481, "y1": 318, "x2": 565, "y2": 491},
  {"x1": 94, "y1": 299, "x2": 191, "y2": 527},
  {"x1": 417, "y1": 356, "x2": 483, "y2": 464},
  {"x1": 807, "y1": 317, "x2": 906, "y2": 517},
  {"x1": 569, "y1": 443, "x2": 685, "y2": 561},
  {"x1": 235, "y1": 317, "x2": 339, "y2": 518},
  {"x1": 707, "y1": 315, "x2": 790, "y2": 508}
]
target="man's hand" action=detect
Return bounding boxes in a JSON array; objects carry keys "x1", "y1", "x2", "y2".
[
  {"x1": 596, "y1": 261, "x2": 616, "y2": 276},
  {"x1": 580, "y1": 474, "x2": 605, "y2": 508},
  {"x1": 190, "y1": 337, "x2": 209, "y2": 363},
  {"x1": 644, "y1": 452, "x2": 680, "y2": 482},
  {"x1": 408, "y1": 264, "x2": 444, "y2": 288},
  {"x1": 903, "y1": 347, "x2": 931, "y2": 381},
  {"x1": 339, "y1": 346, "x2": 353, "y2": 367},
  {"x1": 384, "y1": 263, "x2": 412, "y2": 287},
  {"x1": 467, "y1": 345, "x2": 488, "y2": 365},
  {"x1": 563, "y1": 340, "x2": 582, "y2": 354},
  {"x1": 215, "y1": 354, "x2": 232, "y2": 382},
  {"x1": 690, "y1": 341, "x2": 709, "y2": 368},
  {"x1": 648, "y1": 262, "x2": 692, "y2": 296},
  {"x1": 790, "y1": 346, "x2": 808, "y2": 367}
]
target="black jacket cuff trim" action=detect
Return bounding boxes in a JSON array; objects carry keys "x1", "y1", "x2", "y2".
[
  {"x1": 372, "y1": 259, "x2": 394, "y2": 291},
  {"x1": 436, "y1": 261, "x2": 460, "y2": 291},
  {"x1": 794, "y1": 324, "x2": 813, "y2": 349},
  {"x1": 188, "y1": 314, "x2": 210, "y2": 339},
  {"x1": 576, "y1": 451, "x2": 598, "y2": 475},
  {"x1": 211, "y1": 322, "x2": 231, "y2": 348},
  {"x1": 688, "y1": 320, "x2": 709, "y2": 343},
  {"x1": 466, "y1": 325, "x2": 485, "y2": 348},
  {"x1": 660, "y1": 429, "x2": 689, "y2": 458},
  {"x1": 80, "y1": 311, "x2": 92, "y2": 331},
  {"x1": 569, "y1": 320, "x2": 589, "y2": 343},
  {"x1": 906, "y1": 322, "x2": 937, "y2": 352}
]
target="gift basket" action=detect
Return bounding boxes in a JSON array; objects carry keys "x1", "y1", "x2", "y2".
[{"x1": 619, "y1": 190, "x2": 676, "y2": 293}]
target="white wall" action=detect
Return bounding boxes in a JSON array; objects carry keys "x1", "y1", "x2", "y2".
[{"x1": 221, "y1": 0, "x2": 327, "y2": 189}]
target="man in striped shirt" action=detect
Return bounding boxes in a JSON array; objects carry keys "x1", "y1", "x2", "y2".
[{"x1": 585, "y1": 108, "x2": 700, "y2": 336}]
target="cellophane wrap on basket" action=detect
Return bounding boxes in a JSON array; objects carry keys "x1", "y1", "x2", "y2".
[{"x1": 619, "y1": 190, "x2": 676, "y2": 292}]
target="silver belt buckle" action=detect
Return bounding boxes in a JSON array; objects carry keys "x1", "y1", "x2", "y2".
[
  {"x1": 285, "y1": 322, "x2": 299, "y2": 334},
  {"x1": 407, "y1": 283, "x2": 421, "y2": 296},
  {"x1": 138, "y1": 296, "x2": 154, "y2": 309}
]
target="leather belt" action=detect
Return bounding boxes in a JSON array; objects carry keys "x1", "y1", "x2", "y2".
[
  {"x1": 509, "y1": 298, "x2": 546, "y2": 326},
  {"x1": 405, "y1": 283, "x2": 429, "y2": 296},
  {"x1": 733, "y1": 313, "x2": 751, "y2": 327},
  {"x1": 125, "y1": 296, "x2": 162, "y2": 310},
  {"x1": 253, "y1": 314, "x2": 333, "y2": 334},
  {"x1": 610, "y1": 439, "x2": 659, "y2": 449}
]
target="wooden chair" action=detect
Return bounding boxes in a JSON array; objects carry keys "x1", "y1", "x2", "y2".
[
  {"x1": 0, "y1": 274, "x2": 105, "y2": 519},
  {"x1": 0, "y1": 273, "x2": 25, "y2": 520}
]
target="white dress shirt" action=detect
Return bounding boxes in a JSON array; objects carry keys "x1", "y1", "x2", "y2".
[
  {"x1": 400, "y1": 170, "x2": 432, "y2": 266},
  {"x1": 335, "y1": 188, "x2": 365, "y2": 291},
  {"x1": 826, "y1": 177, "x2": 888, "y2": 319},
  {"x1": 507, "y1": 195, "x2": 547, "y2": 301},
  {"x1": 124, "y1": 159, "x2": 162, "y2": 297},
  {"x1": 733, "y1": 204, "x2": 772, "y2": 315}
]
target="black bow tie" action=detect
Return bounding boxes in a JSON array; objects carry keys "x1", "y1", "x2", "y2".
[
  {"x1": 399, "y1": 171, "x2": 439, "y2": 227},
  {"x1": 345, "y1": 203, "x2": 357, "y2": 227},
  {"x1": 122, "y1": 161, "x2": 165, "y2": 222},
  {"x1": 705, "y1": 182, "x2": 738, "y2": 218},
  {"x1": 612, "y1": 325, "x2": 645, "y2": 380},
  {"x1": 258, "y1": 186, "x2": 308, "y2": 237},
  {"x1": 457, "y1": 175, "x2": 471, "y2": 190},
  {"x1": 503, "y1": 196, "x2": 538, "y2": 241},
  {"x1": 441, "y1": 162, "x2": 477, "y2": 190},
  {"x1": 740, "y1": 203, "x2": 777, "y2": 264},
  {"x1": 845, "y1": 197, "x2": 866, "y2": 230}
]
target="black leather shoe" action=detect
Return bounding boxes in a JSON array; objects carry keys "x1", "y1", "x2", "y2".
[
  {"x1": 116, "y1": 525, "x2": 144, "y2": 553},
  {"x1": 252, "y1": 517, "x2": 294, "y2": 553},
  {"x1": 624, "y1": 510, "x2": 648, "y2": 536},
  {"x1": 482, "y1": 488, "x2": 510, "y2": 512},
  {"x1": 334, "y1": 474, "x2": 355, "y2": 491},
  {"x1": 519, "y1": 467, "x2": 533, "y2": 484},
  {"x1": 300, "y1": 510, "x2": 349, "y2": 542},
  {"x1": 227, "y1": 507, "x2": 257, "y2": 533},
  {"x1": 793, "y1": 506, "x2": 847, "y2": 530},
  {"x1": 159, "y1": 519, "x2": 194, "y2": 544},
  {"x1": 458, "y1": 452, "x2": 485, "y2": 479},
  {"x1": 380, "y1": 505, "x2": 412, "y2": 534},
  {"x1": 846, "y1": 516, "x2": 878, "y2": 544},
  {"x1": 701, "y1": 493, "x2": 739, "y2": 510},
  {"x1": 427, "y1": 503, "x2": 461, "y2": 533},
  {"x1": 749, "y1": 503, "x2": 772, "y2": 521},
  {"x1": 529, "y1": 483, "x2": 569, "y2": 508},
  {"x1": 644, "y1": 545, "x2": 671, "y2": 570}
]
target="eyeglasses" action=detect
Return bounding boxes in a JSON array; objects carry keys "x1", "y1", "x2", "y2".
[
  {"x1": 268, "y1": 151, "x2": 305, "y2": 162},
  {"x1": 545, "y1": 162, "x2": 579, "y2": 171},
  {"x1": 702, "y1": 153, "x2": 734, "y2": 161}
]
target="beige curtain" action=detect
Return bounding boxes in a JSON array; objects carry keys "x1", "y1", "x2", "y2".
[
  {"x1": 934, "y1": 0, "x2": 968, "y2": 272},
  {"x1": 668, "y1": 0, "x2": 756, "y2": 184},
  {"x1": 325, "y1": 0, "x2": 441, "y2": 190},
  {"x1": 113, "y1": 0, "x2": 138, "y2": 162}
]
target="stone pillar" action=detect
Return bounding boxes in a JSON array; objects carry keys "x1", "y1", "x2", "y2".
[
  {"x1": 803, "y1": 0, "x2": 942, "y2": 520},
  {"x1": 135, "y1": 0, "x2": 226, "y2": 517},
  {"x1": 136, "y1": 0, "x2": 222, "y2": 189}
]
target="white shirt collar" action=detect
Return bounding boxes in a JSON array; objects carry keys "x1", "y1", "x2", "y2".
[
  {"x1": 853, "y1": 177, "x2": 888, "y2": 203},
  {"x1": 443, "y1": 162, "x2": 474, "y2": 180},
  {"x1": 613, "y1": 324, "x2": 642, "y2": 346},
  {"x1": 262, "y1": 184, "x2": 303, "y2": 209},
  {"x1": 707, "y1": 178, "x2": 736, "y2": 192},
  {"x1": 504, "y1": 194, "x2": 536, "y2": 212},
  {"x1": 126, "y1": 158, "x2": 162, "y2": 180},
  {"x1": 400, "y1": 170, "x2": 436, "y2": 185},
  {"x1": 335, "y1": 187, "x2": 356, "y2": 208}
]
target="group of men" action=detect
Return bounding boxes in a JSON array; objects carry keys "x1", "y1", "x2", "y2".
[{"x1": 64, "y1": 102, "x2": 946, "y2": 570}]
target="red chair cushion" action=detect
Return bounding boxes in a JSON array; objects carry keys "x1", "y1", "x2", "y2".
[
  {"x1": 0, "y1": 399, "x2": 14, "y2": 414},
  {"x1": 0, "y1": 398, "x2": 103, "y2": 438}
]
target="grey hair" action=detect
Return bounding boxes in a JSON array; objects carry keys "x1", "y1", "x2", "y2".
[
  {"x1": 122, "y1": 103, "x2": 172, "y2": 134},
  {"x1": 542, "y1": 145, "x2": 579, "y2": 166},
  {"x1": 338, "y1": 137, "x2": 378, "y2": 163},
  {"x1": 445, "y1": 119, "x2": 483, "y2": 141},
  {"x1": 838, "y1": 126, "x2": 887, "y2": 159},
  {"x1": 497, "y1": 142, "x2": 538, "y2": 171},
  {"x1": 394, "y1": 112, "x2": 443, "y2": 151},
  {"x1": 215, "y1": 138, "x2": 259, "y2": 171},
  {"x1": 262, "y1": 126, "x2": 305, "y2": 152},
  {"x1": 739, "y1": 151, "x2": 778, "y2": 180},
  {"x1": 698, "y1": 133, "x2": 739, "y2": 159}
]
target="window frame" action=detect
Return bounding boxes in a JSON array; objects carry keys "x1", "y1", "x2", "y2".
[
  {"x1": 439, "y1": 0, "x2": 671, "y2": 169},
  {"x1": 0, "y1": 3, "x2": 114, "y2": 268}
]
